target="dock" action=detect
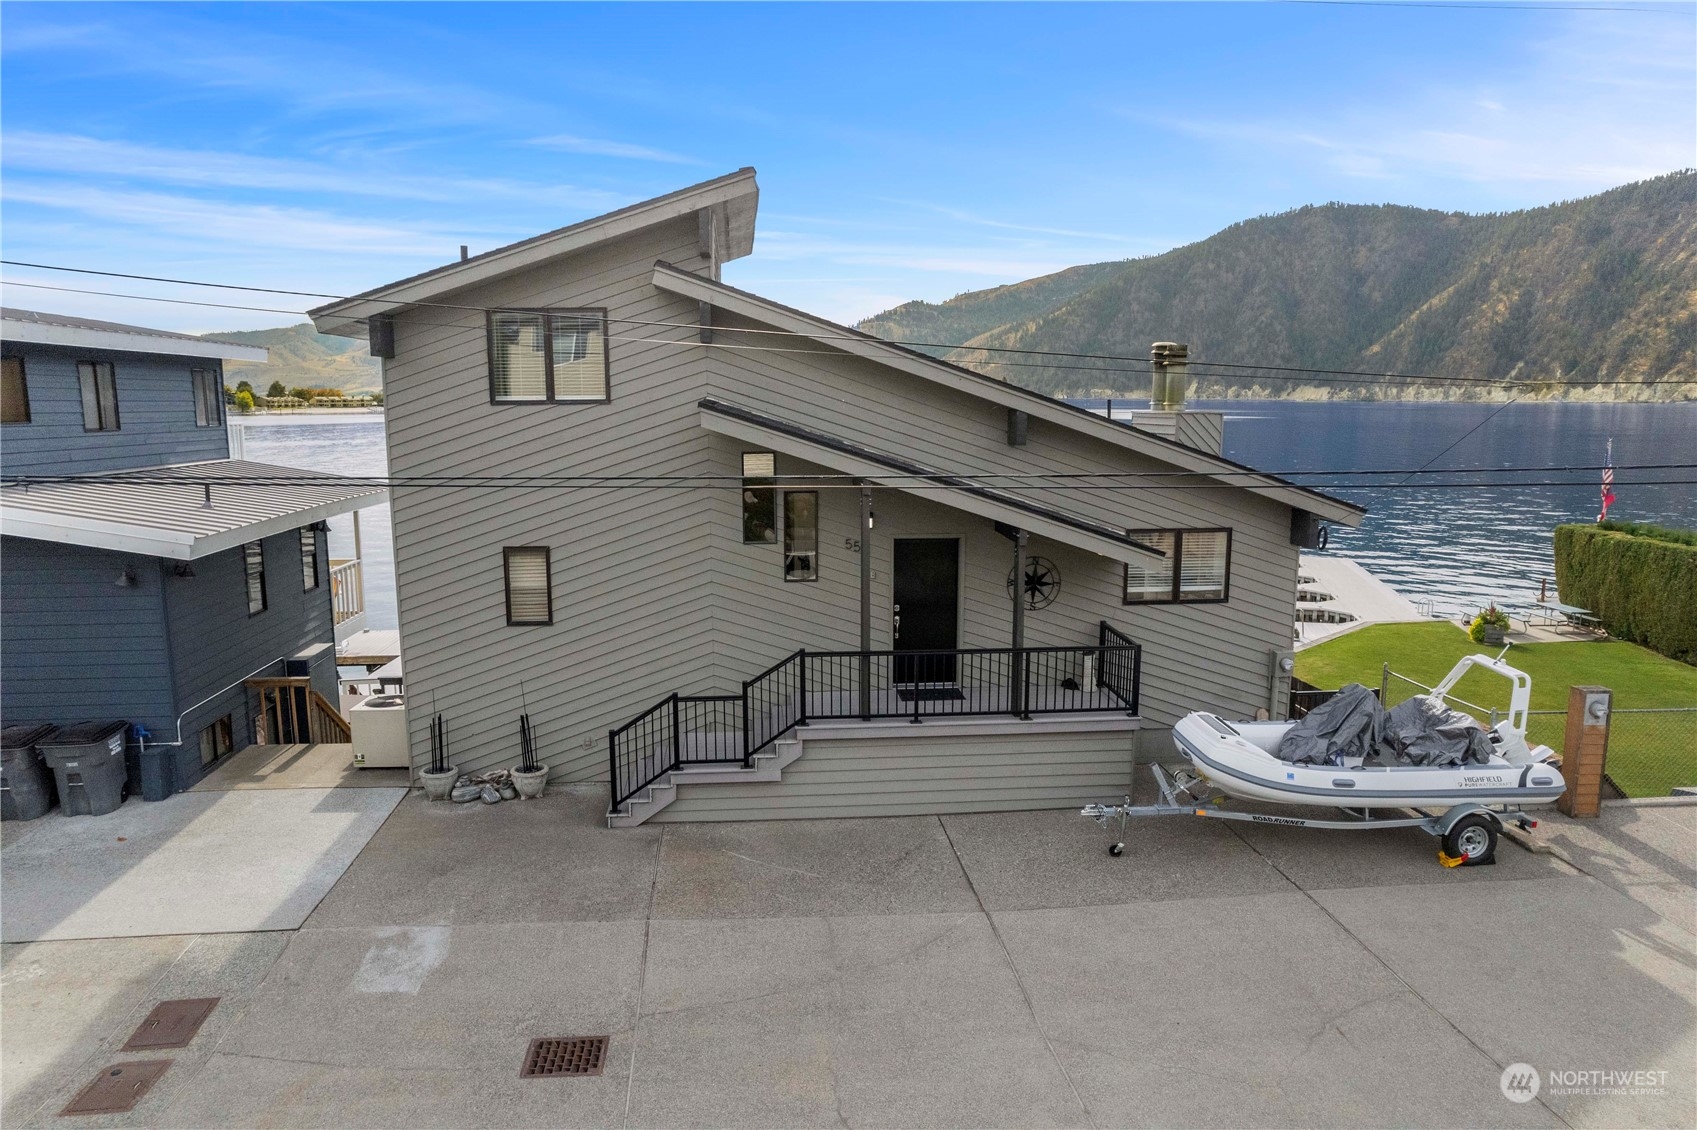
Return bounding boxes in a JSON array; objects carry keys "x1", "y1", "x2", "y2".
[
  {"x1": 1295, "y1": 554, "x2": 1427, "y2": 648},
  {"x1": 335, "y1": 628, "x2": 401, "y2": 667}
]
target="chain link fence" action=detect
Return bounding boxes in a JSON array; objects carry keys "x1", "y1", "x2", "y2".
[{"x1": 1380, "y1": 670, "x2": 1695, "y2": 799}]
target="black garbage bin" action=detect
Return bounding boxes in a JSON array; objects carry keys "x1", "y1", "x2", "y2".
[
  {"x1": 39, "y1": 722, "x2": 129, "y2": 817},
  {"x1": 137, "y1": 744, "x2": 177, "y2": 801},
  {"x1": 1, "y1": 723, "x2": 59, "y2": 821}
]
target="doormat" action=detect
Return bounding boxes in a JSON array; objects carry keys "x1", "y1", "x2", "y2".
[{"x1": 896, "y1": 687, "x2": 966, "y2": 702}]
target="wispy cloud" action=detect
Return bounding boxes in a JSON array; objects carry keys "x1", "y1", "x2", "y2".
[
  {"x1": 526, "y1": 134, "x2": 703, "y2": 164},
  {"x1": 2, "y1": 131, "x2": 627, "y2": 209},
  {"x1": 1, "y1": 181, "x2": 493, "y2": 257},
  {"x1": 884, "y1": 199, "x2": 1150, "y2": 244}
]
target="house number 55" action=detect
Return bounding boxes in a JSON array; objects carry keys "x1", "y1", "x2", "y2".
[{"x1": 843, "y1": 538, "x2": 860, "y2": 551}]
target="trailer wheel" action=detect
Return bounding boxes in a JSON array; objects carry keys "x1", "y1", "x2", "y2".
[
  {"x1": 1442, "y1": 814, "x2": 1498, "y2": 866},
  {"x1": 1108, "y1": 842, "x2": 1125, "y2": 857}
]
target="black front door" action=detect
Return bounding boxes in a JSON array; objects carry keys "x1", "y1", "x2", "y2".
[{"x1": 893, "y1": 538, "x2": 959, "y2": 685}]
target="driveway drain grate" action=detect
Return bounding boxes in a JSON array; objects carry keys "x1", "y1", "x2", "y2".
[
  {"x1": 60, "y1": 1061, "x2": 172, "y2": 1116},
  {"x1": 123, "y1": 998, "x2": 220, "y2": 1051},
  {"x1": 520, "y1": 1036, "x2": 608, "y2": 1078}
]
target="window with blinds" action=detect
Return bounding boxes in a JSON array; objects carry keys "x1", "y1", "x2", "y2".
[
  {"x1": 487, "y1": 309, "x2": 608, "y2": 403},
  {"x1": 784, "y1": 491, "x2": 818, "y2": 582},
  {"x1": 2, "y1": 357, "x2": 29, "y2": 424},
  {"x1": 244, "y1": 541, "x2": 268, "y2": 615},
  {"x1": 1122, "y1": 528, "x2": 1231, "y2": 604},
  {"x1": 78, "y1": 361, "x2": 120, "y2": 431},
  {"x1": 503, "y1": 546, "x2": 553, "y2": 625},
  {"x1": 742, "y1": 451, "x2": 776, "y2": 543},
  {"x1": 300, "y1": 528, "x2": 320, "y2": 591},
  {"x1": 192, "y1": 368, "x2": 223, "y2": 427}
]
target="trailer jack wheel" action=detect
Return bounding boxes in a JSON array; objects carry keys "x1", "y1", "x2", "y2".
[
  {"x1": 1441, "y1": 814, "x2": 1499, "y2": 866},
  {"x1": 1108, "y1": 842, "x2": 1125, "y2": 857}
]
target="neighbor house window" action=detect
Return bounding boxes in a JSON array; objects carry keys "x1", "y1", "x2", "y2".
[
  {"x1": 503, "y1": 546, "x2": 553, "y2": 625},
  {"x1": 77, "y1": 361, "x2": 120, "y2": 432},
  {"x1": 192, "y1": 368, "x2": 223, "y2": 427},
  {"x1": 199, "y1": 714, "x2": 234, "y2": 766},
  {"x1": 2, "y1": 357, "x2": 29, "y2": 424},
  {"x1": 300, "y1": 528, "x2": 320, "y2": 591},
  {"x1": 1123, "y1": 528, "x2": 1231, "y2": 604},
  {"x1": 244, "y1": 541, "x2": 268, "y2": 615},
  {"x1": 784, "y1": 491, "x2": 818, "y2": 582},
  {"x1": 487, "y1": 309, "x2": 608, "y2": 403},
  {"x1": 742, "y1": 452, "x2": 776, "y2": 543}
]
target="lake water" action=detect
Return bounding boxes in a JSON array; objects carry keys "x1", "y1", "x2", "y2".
[{"x1": 239, "y1": 401, "x2": 1696, "y2": 631}]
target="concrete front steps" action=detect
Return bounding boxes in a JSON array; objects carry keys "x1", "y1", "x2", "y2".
[{"x1": 606, "y1": 735, "x2": 805, "y2": 827}]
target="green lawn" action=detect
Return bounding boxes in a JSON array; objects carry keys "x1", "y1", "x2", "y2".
[{"x1": 1296, "y1": 622, "x2": 1697, "y2": 797}]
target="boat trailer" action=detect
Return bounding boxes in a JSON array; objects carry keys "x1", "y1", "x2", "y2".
[{"x1": 1082, "y1": 764, "x2": 1541, "y2": 867}]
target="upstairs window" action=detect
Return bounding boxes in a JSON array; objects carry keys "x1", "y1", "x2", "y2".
[
  {"x1": 244, "y1": 541, "x2": 268, "y2": 615},
  {"x1": 1123, "y1": 528, "x2": 1231, "y2": 604},
  {"x1": 503, "y1": 546, "x2": 553, "y2": 625},
  {"x1": 78, "y1": 361, "x2": 120, "y2": 432},
  {"x1": 192, "y1": 368, "x2": 223, "y2": 427},
  {"x1": 2, "y1": 357, "x2": 28, "y2": 424},
  {"x1": 487, "y1": 309, "x2": 608, "y2": 403},
  {"x1": 742, "y1": 452, "x2": 776, "y2": 543},
  {"x1": 300, "y1": 528, "x2": 320, "y2": 591},
  {"x1": 784, "y1": 491, "x2": 818, "y2": 582}
]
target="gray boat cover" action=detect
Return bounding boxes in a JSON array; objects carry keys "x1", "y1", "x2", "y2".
[
  {"x1": 1274, "y1": 684, "x2": 1387, "y2": 765},
  {"x1": 1274, "y1": 686, "x2": 1494, "y2": 767},
  {"x1": 1386, "y1": 695, "x2": 1494, "y2": 766}
]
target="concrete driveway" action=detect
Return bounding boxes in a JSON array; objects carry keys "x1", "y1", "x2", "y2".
[{"x1": 2, "y1": 788, "x2": 1691, "y2": 1128}]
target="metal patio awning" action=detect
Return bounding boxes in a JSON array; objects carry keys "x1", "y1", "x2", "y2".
[{"x1": 1, "y1": 459, "x2": 387, "y2": 560}]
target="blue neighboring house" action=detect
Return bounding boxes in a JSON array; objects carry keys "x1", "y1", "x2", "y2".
[{"x1": 1, "y1": 308, "x2": 386, "y2": 795}]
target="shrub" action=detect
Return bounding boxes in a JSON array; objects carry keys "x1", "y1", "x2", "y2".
[
  {"x1": 1555, "y1": 524, "x2": 1697, "y2": 665},
  {"x1": 1468, "y1": 604, "x2": 1510, "y2": 643}
]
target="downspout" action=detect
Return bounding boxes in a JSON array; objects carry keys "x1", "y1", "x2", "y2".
[
  {"x1": 138, "y1": 654, "x2": 289, "y2": 750},
  {"x1": 859, "y1": 484, "x2": 873, "y2": 720}
]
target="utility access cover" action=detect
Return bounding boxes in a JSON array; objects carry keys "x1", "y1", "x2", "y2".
[
  {"x1": 122, "y1": 998, "x2": 220, "y2": 1051},
  {"x1": 60, "y1": 1061, "x2": 171, "y2": 1116},
  {"x1": 520, "y1": 1036, "x2": 609, "y2": 1078}
]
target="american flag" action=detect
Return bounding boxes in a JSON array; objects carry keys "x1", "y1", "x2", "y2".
[{"x1": 1598, "y1": 438, "x2": 1616, "y2": 522}]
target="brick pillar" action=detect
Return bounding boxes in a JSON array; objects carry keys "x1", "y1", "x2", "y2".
[{"x1": 1557, "y1": 685, "x2": 1611, "y2": 818}]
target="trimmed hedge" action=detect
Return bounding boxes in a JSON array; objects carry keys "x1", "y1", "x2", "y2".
[{"x1": 1555, "y1": 524, "x2": 1697, "y2": 665}]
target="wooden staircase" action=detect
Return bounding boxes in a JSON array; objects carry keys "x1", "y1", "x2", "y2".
[{"x1": 245, "y1": 677, "x2": 352, "y2": 745}]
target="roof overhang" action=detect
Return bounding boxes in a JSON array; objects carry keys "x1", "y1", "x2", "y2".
[
  {"x1": 656, "y1": 263, "x2": 1365, "y2": 528},
  {"x1": 698, "y1": 399, "x2": 1167, "y2": 567},
  {"x1": 1, "y1": 318, "x2": 268, "y2": 362},
  {"x1": 309, "y1": 169, "x2": 759, "y2": 337},
  {"x1": 1, "y1": 460, "x2": 386, "y2": 560}
]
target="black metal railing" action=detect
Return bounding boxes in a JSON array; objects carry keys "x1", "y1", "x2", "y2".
[
  {"x1": 1287, "y1": 675, "x2": 1381, "y2": 720},
  {"x1": 609, "y1": 622, "x2": 1143, "y2": 811}
]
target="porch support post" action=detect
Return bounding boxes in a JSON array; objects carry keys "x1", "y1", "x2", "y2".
[
  {"x1": 859, "y1": 484, "x2": 873, "y2": 720},
  {"x1": 1011, "y1": 527, "x2": 1027, "y2": 718}
]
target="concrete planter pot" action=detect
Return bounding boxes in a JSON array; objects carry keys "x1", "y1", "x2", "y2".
[
  {"x1": 1482, "y1": 625, "x2": 1506, "y2": 646},
  {"x1": 419, "y1": 766, "x2": 457, "y2": 801},
  {"x1": 511, "y1": 765, "x2": 548, "y2": 799}
]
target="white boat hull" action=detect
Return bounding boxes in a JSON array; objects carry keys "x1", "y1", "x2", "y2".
[{"x1": 1172, "y1": 713, "x2": 1566, "y2": 810}]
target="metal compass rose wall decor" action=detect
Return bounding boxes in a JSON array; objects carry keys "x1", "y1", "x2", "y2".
[{"x1": 1008, "y1": 556, "x2": 1060, "y2": 610}]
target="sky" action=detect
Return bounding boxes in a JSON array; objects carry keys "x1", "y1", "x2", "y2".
[{"x1": 1, "y1": 1, "x2": 1692, "y2": 333}]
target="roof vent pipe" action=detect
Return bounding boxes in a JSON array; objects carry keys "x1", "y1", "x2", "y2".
[
  {"x1": 1150, "y1": 342, "x2": 1188, "y2": 411},
  {"x1": 459, "y1": 245, "x2": 469, "y2": 261}
]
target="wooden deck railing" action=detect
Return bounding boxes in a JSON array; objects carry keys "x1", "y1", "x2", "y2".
[
  {"x1": 329, "y1": 559, "x2": 364, "y2": 625},
  {"x1": 246, "y1": 677, "x2": 352, "y2": 744}
]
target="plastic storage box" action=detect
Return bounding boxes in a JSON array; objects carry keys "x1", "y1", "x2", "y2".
[
  {"x1": 1, "y1": 723, "x2": 59, "y2": 821},
  {"x1": 39, "y1": 722, "x2": 129, "y2": 817}
]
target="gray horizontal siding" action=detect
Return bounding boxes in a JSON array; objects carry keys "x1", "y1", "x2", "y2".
[
  {"x1": 379, "y1": 212, "x2": 1299, "y2": 789},
  {"x1": 0, "y1": 536, "x2": 174, "y2": 733},
  {"x1": 0, "y1": 344, "x2": 228, "y2": 476},
  {"x1": 652, "y1": 729, "x2": 1136, "y2": 821},
  {"x1": 161, "y1": 529, "x2": 339, "y2": 788}
]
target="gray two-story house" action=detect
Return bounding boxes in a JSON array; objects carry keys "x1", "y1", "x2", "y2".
[
  {"x1": 1, "y1": 309, "x2": 385, "y2": 796},
  {"x1": 309, "y1": 170, "x2": 1364, "y2": 824}
]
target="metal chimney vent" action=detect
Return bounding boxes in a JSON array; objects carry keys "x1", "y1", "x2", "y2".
[{"x1": 1150, "y1": 342, "x2": 1189, "y2": 411}]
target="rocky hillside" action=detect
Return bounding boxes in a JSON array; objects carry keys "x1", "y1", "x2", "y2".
[
  {"x1": 858, "y1": 171, "x2": 1696, "y2": 400},
  {"x1": 207, "y1": 323, "x2": 382, "y2": 395}
]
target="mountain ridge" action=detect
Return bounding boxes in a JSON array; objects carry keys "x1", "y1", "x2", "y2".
[{"x1": 858, "y1": 171, "x2": 1697, "y2": 400}]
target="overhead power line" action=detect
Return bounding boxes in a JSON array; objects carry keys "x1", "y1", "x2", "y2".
[{"x1": 3, "y1": 261, "x2": 1688, "y2": 389}]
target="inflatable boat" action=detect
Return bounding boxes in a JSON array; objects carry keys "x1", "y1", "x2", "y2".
[{"x1": 1172, "y1": 654, "x2": 1566, "y2": 810}]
